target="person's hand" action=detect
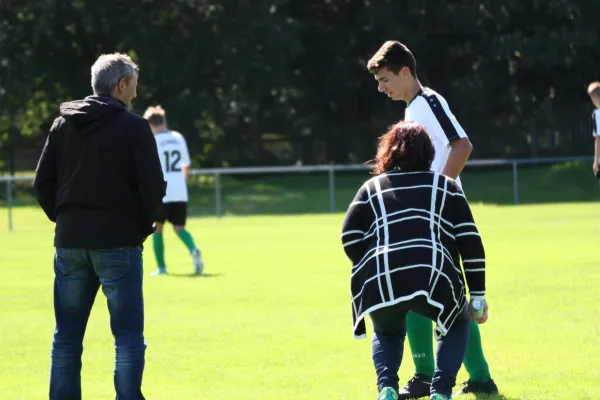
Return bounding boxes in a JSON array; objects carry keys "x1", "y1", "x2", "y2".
[
  {"x1": 593, "y1": 162, "x2": 600, "y2": 177},
  {"x1": 468, "y1": 298, "x2": 489, "y2": 324}
]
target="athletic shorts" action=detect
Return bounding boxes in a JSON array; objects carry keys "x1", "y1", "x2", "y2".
[{"x1": 156, "y1": 202, "x2": 187, "y2": 226}]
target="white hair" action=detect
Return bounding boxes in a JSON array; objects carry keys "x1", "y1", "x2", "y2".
[{"x1": 90, "y1": 53, "x2": 139, "y2": 94}]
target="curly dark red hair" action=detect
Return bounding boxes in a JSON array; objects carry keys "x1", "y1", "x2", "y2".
[{"x1": 371, "y1": 121, "x2": 435, "y2": 174}]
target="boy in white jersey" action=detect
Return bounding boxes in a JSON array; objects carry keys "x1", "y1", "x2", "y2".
[
  {"x1": 366, "y1": 41, "x2": 498, "y2": 399},
  {"x1": 143, "y1": 106, "x2": 203, "y2": 275},
  {"x1": 587, "y1": 82, "x2": 600, "y2": 177}
]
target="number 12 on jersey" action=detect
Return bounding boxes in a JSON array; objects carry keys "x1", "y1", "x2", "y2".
[{"x1": 163, "y1": 150, "x2": 181, "y2": 172}]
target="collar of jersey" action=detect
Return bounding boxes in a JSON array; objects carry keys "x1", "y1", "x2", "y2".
[{"x1": 407, "y1": 88, "x2": 423, "y2": 107}]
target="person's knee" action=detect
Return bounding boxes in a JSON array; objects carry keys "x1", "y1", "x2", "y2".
[
  {"x1": 114, "y1": 331, "x2": 146, "y2": 348},
  {"x1": 173, "y1": 225, "x2": 184, "y2": 233},
  {"x1": 53, "y1": 332, "x2": 86, "y2": 347},
  {"x1": 107, "y1": 299, "x2": 144, "y2": 341}
]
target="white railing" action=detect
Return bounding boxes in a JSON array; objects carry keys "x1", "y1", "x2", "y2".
[{"x1": 0, "y1": 155, "x2": 594, "y2": 231}]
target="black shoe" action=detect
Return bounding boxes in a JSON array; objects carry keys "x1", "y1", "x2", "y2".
[
  {"x1": 456, "y1": 379, "x2": 499, "y2": 395},
  {"x1": 397, "y1": 374, "x2": 432, "y2": 399}
]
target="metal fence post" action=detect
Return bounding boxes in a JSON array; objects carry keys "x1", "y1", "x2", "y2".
[
  {"x1": 7, "y1": 179, "x2": 13, "y2": 231},
  {"x1": 328, "y1": 166, "x2": 335, "y2": 213},
  {"x1": 215, "y1": 172, "x2": 222, "y2": 218},
  {"x1": 512, "y1": 160, "x2": 519, "y2": 205}
]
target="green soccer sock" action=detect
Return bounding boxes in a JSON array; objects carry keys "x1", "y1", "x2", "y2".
[
  {"x1": 463, "y1": 321, "x2": 492, "y2": 382},
  {"x1": 152, "y1": 232, "x2": 166, "y2": 268},
  {"x1": 406, "y1": 311, "x2": 435, "y2": 377},
  {"x1": 177, "y1": 228, "x2": 197, "y2": 253}
]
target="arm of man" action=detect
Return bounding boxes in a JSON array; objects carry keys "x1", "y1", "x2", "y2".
[
  {"x1": 443, "y1": 137, "x2": 473, "y2": 179},
  {"x1": 131, "y1": 119, "x2": 166, "y2": 236},
  {"x1": 422, "y1": 94, "x2": 473, "y2": 179},
  {"x1": 32, "y1": 118, "x2": 61, "y2": 222}
]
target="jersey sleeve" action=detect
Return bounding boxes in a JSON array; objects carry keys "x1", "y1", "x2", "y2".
[
  {"x1": 593, "y1": 109, "x2": 600, "y2": 137},
  {"x1": 421, "y1": 95, "x2": 467, "y2": 148}
]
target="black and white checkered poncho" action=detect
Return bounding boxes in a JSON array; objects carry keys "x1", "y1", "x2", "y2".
[{"x1": 341, "y1": 171, "x2": 486, "y2": 339}]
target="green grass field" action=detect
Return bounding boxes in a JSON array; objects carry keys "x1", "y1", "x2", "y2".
[{"x1": 1, "y1": 203, "x2": 599, "y2": 399}]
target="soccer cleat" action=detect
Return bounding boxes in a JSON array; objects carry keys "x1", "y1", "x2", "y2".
[
  {"x1": 377, "y1": 387, "x2": 399, "y2": 400},
  {"x1": 455, "y1": 379, "x2": 498, "y2": 395},
  {"x1": 150, "y1": 266, "x2": 167, "y2": 276},
  {"x1": 398, "y1": 374, "x2": 431, "y2": 399},
  {"x1": 192, "y1": 249, "x2": 204, "y2": 275}
]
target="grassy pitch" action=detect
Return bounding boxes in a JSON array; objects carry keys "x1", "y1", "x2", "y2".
[{"x1": 0, "y1": 204, "x2": 599, "y2": 399}]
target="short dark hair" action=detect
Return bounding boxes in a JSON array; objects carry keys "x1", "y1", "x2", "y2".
[
  {"x1": 371, "y1": 121, "x2": 434, "y2": 175},
  {"x1": 367, "y1": 40, "x2": 417, "y2": 76}
]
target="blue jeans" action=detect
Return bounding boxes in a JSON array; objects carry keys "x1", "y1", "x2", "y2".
[
  {"x1": 370, "y1": 299, "x2": 470, "y2": 397},
  {"x1": 50, "y1": 247, "x2": 146, "y2": 400}
]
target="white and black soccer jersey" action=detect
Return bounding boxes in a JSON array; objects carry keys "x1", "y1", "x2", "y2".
[
  {"x1": 405, "y1": 88, "x2": 468, "y2": 184},
  {"x1": 592, "y1": 108, "x2": 600, "y2": 137},
  {"x1": 155, "y1": 131, "x2": 191, "y2": 203},
  {"x1": 341, "y1": 171, "x2": 486, "y2": 340}
]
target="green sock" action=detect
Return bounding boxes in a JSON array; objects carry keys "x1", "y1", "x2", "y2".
[
  {"x1": 463, "y1": 321, "x2": 492, "y2": 382},
  {"x1": 405, "y1": 311, "x2": 435, "y2": 377},
  {"x1": 152, "y1": 232, "x2": 166, "y2": 268},
  {"x1": 177, "y1": 228, "x2": 197, "y2": 253}
]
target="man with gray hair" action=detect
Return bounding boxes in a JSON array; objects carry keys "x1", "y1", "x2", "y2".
[{"x1": 33, "y1": 53, "x2": 166, "y2": 399}]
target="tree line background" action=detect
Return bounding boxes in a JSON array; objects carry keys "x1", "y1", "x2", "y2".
[{"x1": 1, "y1": 0, "x2": 599, "y2": 173}]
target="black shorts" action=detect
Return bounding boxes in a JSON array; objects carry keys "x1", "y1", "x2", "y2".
[{"x1": 156, "y1": 202, "x2": 187, "y2": 226}]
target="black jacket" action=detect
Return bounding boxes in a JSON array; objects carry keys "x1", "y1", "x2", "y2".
[
  {"x1": 341, "y1": 171, "x2": 486, "y2": 339},
  {"x1": 33, "y1": 94, "x2": 166, "y2": 248}
]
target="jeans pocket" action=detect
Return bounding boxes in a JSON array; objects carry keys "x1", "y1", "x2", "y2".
[{"x1": 94, "y1": 248, "x2": 132, "y2": 282}]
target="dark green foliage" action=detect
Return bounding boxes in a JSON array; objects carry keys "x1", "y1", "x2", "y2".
[{"x1": 1, "y1": 1, "x2": 599, "y2": 169}]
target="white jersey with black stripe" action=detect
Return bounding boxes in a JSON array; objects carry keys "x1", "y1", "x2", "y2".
[{"x1": 404, "y1": 87, "x2": 468, "y2": 185}]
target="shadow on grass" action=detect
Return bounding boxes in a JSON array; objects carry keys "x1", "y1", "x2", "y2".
[
  {"x1": 470, "y1": 394, "x2": 521, "y2": 400},
  {"x1": 411, "y1": 393, "x2": 518, "y2": 400},
  {"x1": 168, "y1": 272, "x2": 224, "y2": 278}
]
